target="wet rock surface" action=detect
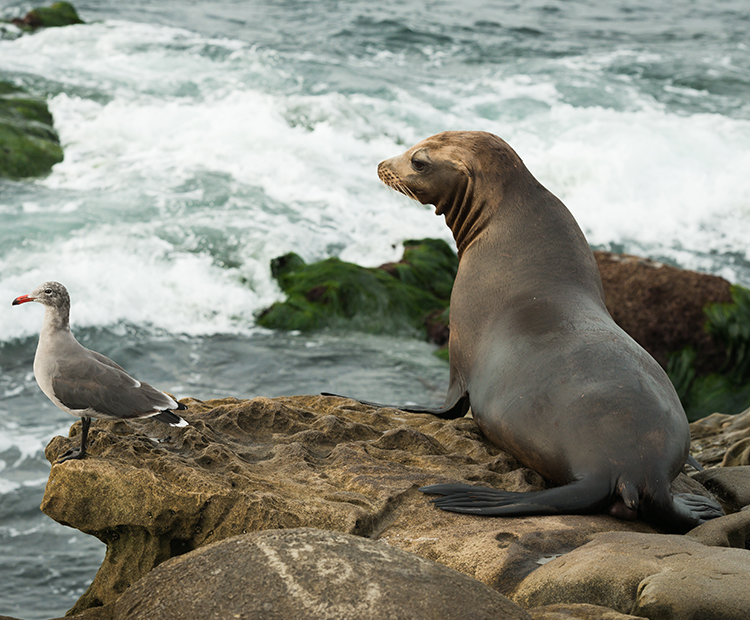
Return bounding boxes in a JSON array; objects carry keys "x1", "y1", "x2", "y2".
[
  {"x1": 0, "y1": 80, "x2": 63, "y2": 179},
  {"x1": 6, "y1": 2, "x2": 84, "y2": 31},
  {"x1": 39, "y1": 396, "x2": 750, "y2": 620}
]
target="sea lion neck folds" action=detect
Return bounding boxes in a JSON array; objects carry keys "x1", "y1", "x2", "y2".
[{"x1": 371, "y1": 131, "x2": 723, "y2": 533}]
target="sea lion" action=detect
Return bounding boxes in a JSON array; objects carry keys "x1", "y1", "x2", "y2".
[{"x1": 330, "y1": 131, "x2": 722, "y2": 533}]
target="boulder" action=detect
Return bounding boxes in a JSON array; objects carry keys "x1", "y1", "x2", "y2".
[
  {"x1": 42, "y1": 395, "x2": 678, "y2": 615},
  {"x1": 42, "y1": 394, "x2": 745, "y2": 618},
  {"x1": 514, "y1": 531, "x2": 750, "y2": 619},
  {"x1": 528, "y1": 603, "x2": 642, "y2": 619},
  {"x1": 593, "y1": 253, "x2": 750, "y2": 419},
  {"x1": 685, "y1": 507, "x2": 750, "y2": 548},
  {"x1": 256, "y1": 239, "x2": 455, "y2": 338},
  {"x1": 0, "y1": 81, "x2": 63, "y2": 179},
  {"x1": 112, "y1": 528, "x2": 532, "y2": 620},
  {"x1": 8, "y1": 2, "x2": 84, "y2": 31},
  {"x1": 689, "y1": 407, "x2": 750, "y2": 467},
  {"x1": 594, "y1": 252, "x2": 731, "y2": 373},
  {"x1": 692, "y1": 465, "x2": 750, "y2": 512}
]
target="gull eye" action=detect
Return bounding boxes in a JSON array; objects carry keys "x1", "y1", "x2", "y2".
[{"x1": 45, "y1": 289, "x2": 53, "y2": 294}]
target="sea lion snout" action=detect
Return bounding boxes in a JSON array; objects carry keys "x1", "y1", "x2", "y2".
[
  {"x1": 376, "y1": 159, "x2": 397, "y2": 186},
  {"x1": 378, "y1": 157, "x2": 421, "y2": 202},
  {"x1": 377, "y1": 142, "x2": 467, "y2": 211}
]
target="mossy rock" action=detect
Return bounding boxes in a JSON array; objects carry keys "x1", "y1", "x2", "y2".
[
  {"x1": 6, "y1": 2, "x2": 84, "y2": 31},
  {"x1": 381, "y1": 238, "x2": 458, "y2": 301},
  {"x1": 0, "y1": 80, "x2": 63, "y2": 179},
  {"x1": 668, "y1": 284, "x2": 750, "y2": 420},
  {"x1": 257, "y1": 239, "x2": 455, "y2": 337},
  {"x1": 259, "y1": 238, "x2": 749, "y2": 420}
]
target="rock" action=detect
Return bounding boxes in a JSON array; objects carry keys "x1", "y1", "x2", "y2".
[
  {"x1": 8, "y1": 2, "x2": 84, "y2": 31},
  {"x1": 595, "y1": 253, "x2": 750, "y2": 419},
  {"x1": 690, "y1": 407, "x2": 750, "y2": 467},
  {"x1": 514, "y1": 531, "x2": 750, "y2": 619},
  {"x1": 692, "y1": 466, "x2": 750, "y2": 512},
  {"x1": 722, "y1": 438, "x2": 750, "y2": 466},
  {"x1": 51, "y1": 609, "x2": 111, "y2": 620},
  {"x1": 41, "y1": 395, "x2": 677, "y2": 615},
  {"x1": 685, "y1": 507, "x2": 750, "y2": 549},
  {"x1": 594, "y1": 252, "x2": 731, "y2": 373},
  {"x1": 259, "y1": 242, "x2": 748, "y2": 417},
  {"x1": 256, "y1": 239, "x2": 455, "y2": 338},
  {"x1": 528, "y1": 603, "x2": 642, "y2": 619},
  {"x1": 112, "y1": 528, "x2": 532, "y2": 620},
  {"x1": 0, "y1": 81, "x2": 63, "y2": 178}
]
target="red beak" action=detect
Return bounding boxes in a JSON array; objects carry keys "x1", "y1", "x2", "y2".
[{"x1": 12, "y1": 294, "x2": 34, "y2": 306}]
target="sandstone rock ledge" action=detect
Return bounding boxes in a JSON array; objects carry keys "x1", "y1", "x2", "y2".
[{"x1": 40, "y1": 396, "x2": 750, "y2": 620}]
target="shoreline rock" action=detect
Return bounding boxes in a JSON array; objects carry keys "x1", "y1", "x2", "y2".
[
  {"x1": 0, "y1": 81, "x2": 63, "y2": 179},
  {"x1": 6, "y1": 2, "x2": 83, "y2": 32},
  {"x1": 256, "y1": 239, "x2": 456, "y2": 340},
  {"x1": 39, "y1": 395, "x2": 750, "y2": 619},
  {"x1": 112, "y1": 528, "x2": 532, "y2": 620}
]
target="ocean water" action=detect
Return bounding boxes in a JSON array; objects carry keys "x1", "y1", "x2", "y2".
[{"x1": 1, "y1": 0, "x2": 749, "y2": 617}]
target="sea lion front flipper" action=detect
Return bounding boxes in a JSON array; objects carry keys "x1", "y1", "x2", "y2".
[
  {"x1": 321, "y1": 392, "x2": 470, "y2": 420},
  {"x1": 686, "y1": 455, "x2": 704, "y2": 472},
  {"x1": 420, "y1": 479, "x2": 610, "y2": 516}
]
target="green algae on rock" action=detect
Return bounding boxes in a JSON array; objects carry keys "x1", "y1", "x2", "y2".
[
  {"x1": 258, "y1": 242, "x2": 748, "y2": 418},
  {"x1": 7, "y1": 2, "x2": 84, "y2": 31},
  {"x1": 668, "y1": 284, "x2": 750, "y2": 420},
  {"x1": 0, "y1": 81, "x2": 64, "y2": 179},
  {"x1": 257, "y1": 238, "x2": 456, "y2": 339}
]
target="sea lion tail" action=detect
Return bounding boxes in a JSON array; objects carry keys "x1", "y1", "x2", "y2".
[{"x1": 419, "y1": 478, "x2": 610, "y2": 516}]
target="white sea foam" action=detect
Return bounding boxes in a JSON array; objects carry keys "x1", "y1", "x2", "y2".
[{"x1": 1, "y1": 17, "x2": 749, "y2": 346}]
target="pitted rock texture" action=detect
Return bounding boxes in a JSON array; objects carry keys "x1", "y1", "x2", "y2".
[
  {"x1": 514, "y1": 532, "x2": 750, "y2": 620},
  {"x1": 690, "y1": 407, "x2": 750, "y2": 466},
  {"x1": 42, "y1": 395, "x2": 666, "y2": 614},
  {"x1": 528, "y1": 603, "x2": 643, "y2": 619},
  {"x1": 40, "y1": 395, "x2": 749, "y2": 619},
  {"x1": 112, "y1": 528, "x2": 532, "y2": 620}
]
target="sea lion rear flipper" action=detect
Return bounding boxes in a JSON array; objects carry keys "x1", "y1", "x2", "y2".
[
  {"x1": 671, "y1": 493, "x2": 724, "y2": 524},
  {"x1": 321, "y1": 392, "x2": 470, "y2": 420},
  {"x1": 419, "y1": 479, "x2": 610, "y2": 516}
]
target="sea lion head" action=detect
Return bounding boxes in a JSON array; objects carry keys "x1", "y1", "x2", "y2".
[{"x1": 378, "y1": 131, "x2": 526, "y2": 255}]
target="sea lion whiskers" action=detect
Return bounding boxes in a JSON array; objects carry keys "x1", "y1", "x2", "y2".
[{"x1": 377, "y1": 163, "x2": 418, "y2": 201}]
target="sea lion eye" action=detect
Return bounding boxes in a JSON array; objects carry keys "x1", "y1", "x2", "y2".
[{"x1": 411, "y1": 158, "x2": 427, "y2": 172}]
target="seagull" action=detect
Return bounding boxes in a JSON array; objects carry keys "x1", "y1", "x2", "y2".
[{"x1": 13, "y1": 281, "x2": 188, "y2": 463}]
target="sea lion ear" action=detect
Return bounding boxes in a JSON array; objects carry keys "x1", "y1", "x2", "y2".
[
  {"x1": 456, "y1": 159, "x2": 474, "y2": 180},
  {"x1": 410, "y1": 148, "x2": 431, "y2": 172}
]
